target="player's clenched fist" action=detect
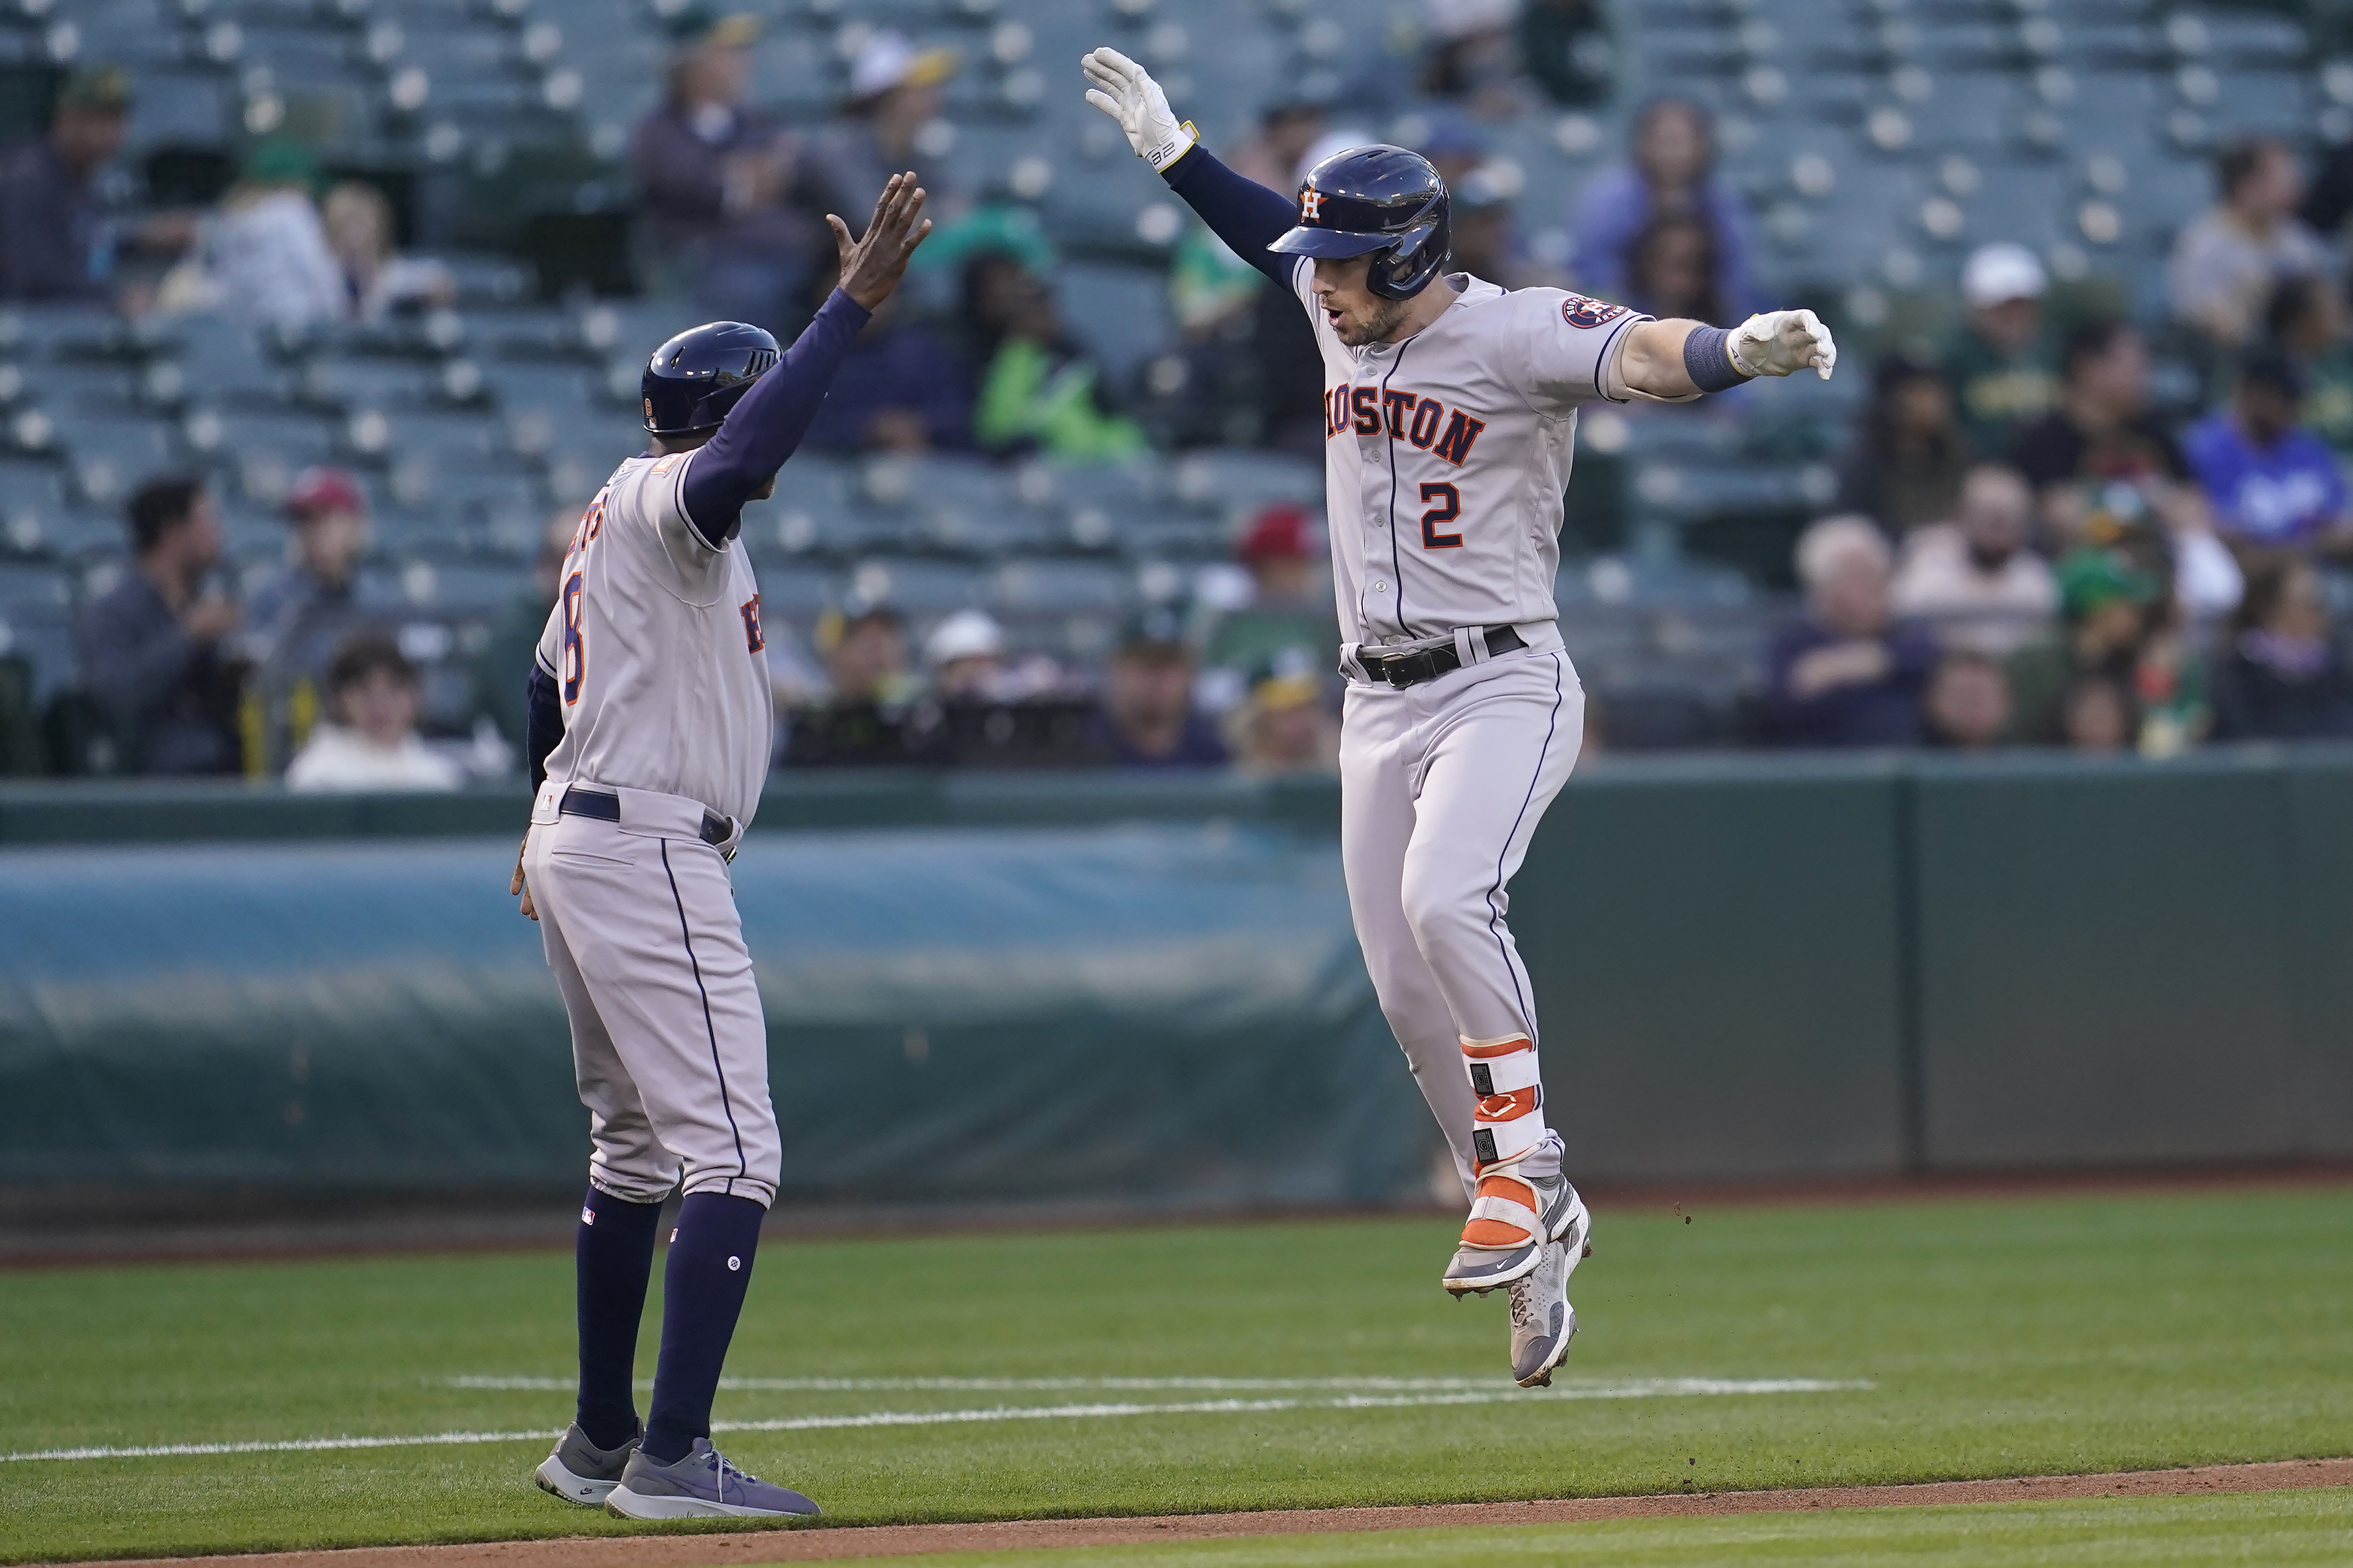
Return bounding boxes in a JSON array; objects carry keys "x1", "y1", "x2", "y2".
[
  {"x1": 1080, "y1": 48, "x2": 1197, "y2": 172},
  {"x1": 1729, "y1": 308, "x2": 1838, "y2": 380},
  {"x1": 827, "y1": 172, "x2": 933, "y2": 312}
]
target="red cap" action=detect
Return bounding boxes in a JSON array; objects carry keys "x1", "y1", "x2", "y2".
[
  {"x1": 1237, "y1": 503, "x2": 1313, "y2": 564},
  {"x1": 285, "y1": 465, "x2": 367, "y2": 521}
]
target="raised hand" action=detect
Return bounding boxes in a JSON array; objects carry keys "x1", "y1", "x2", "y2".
[
  {"x1": 827, "y1": 172, "x2": 932, "y2": 313},
  {"x1": 1081, "y1": 47, "x2": 1197, "y2": 172},
  {"x1": 1730, "y1": 309, "x2": 1838, "y2": 380}
]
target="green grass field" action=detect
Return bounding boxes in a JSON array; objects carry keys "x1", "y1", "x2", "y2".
[{"x1": 2, "y1": 1189, "x2": 2349, "y2": 1564}]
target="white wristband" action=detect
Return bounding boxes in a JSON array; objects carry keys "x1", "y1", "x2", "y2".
[{"x1": 1141, "y1": 121, "x2": 1198, "y2": 174}]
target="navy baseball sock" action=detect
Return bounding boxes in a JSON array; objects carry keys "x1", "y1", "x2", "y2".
[
  {"x1": 641, "y1": 1192, "x2": 766, "y2": 1465},
  {"x1": 573, "y1": 1185, "x2": 663, "y2": 1452}
]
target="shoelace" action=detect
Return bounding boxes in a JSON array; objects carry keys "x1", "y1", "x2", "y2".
[
  {"x1": 1509, "y1": 1275, "x2": 1541, "y2": 1332},
  {"x1": 703, "y1": 1449, "x2": 764, "y2": 1489}
]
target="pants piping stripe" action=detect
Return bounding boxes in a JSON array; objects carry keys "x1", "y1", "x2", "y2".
[
  {"x1": 660, "y1": 838, "x2": 746, "y2": 1193},
  {"x1": 1484, "y1": 652, "x2": 1562, "y2": 1043}
]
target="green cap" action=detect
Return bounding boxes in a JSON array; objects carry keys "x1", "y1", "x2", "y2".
[
  {"x1": 58, "y1": 66, "x2": 133, "y2": 113},
  {"x1": 242, "y1": 136, "x2": 320, "y2": 189},
  {"x1": 2057, "y1": 548, "x2": 2162, "y2": 619}
]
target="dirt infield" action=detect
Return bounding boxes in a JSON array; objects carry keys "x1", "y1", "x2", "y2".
[{"x1": 72, "y1": 1458, "x2": 2353, "y2": 1568}]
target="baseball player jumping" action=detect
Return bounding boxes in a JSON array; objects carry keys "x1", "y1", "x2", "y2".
[
  {"x1": 1081, "y1": 50, "x2": 1836, "y2": 1387},
  {"x1": 510, "y1": 174, "x2": 930, "y2": 1517}
]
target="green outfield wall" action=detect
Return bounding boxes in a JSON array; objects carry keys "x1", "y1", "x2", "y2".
[{"x1": 1, "y1": 749, "x2": 2348, "y2": 1207}]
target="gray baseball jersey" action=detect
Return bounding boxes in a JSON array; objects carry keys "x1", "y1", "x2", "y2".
[
  {"x1": 536, "y1": 448, "x2": 772, "y2": 826},
  {"x1": 1290, "y1": 263, "x2": 1648, "y2": 647}
]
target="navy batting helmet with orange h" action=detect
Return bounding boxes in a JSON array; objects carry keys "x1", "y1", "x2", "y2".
[
  {"x1": 1268, "y1": 145, "x2": 1452, "y2": 302},
  {"x1": 641, "y1": 320, "x2": 781, "y2": 436}
]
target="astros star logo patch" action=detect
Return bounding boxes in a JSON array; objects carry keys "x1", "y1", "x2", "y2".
[{"x1": 1300, "y1": 186, "x2": 1324, "y2": 222}]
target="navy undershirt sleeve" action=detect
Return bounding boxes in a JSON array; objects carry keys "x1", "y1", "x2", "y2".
[
  {"x1": 525, "y1": 663, "x2": 561, "y2": 792},
  {"x1": 1161, "y1": 147, "x2": 1300, "y2": 286},
  {"x1": 679, "y1": 288, "x2": 872, "y2": 546}
]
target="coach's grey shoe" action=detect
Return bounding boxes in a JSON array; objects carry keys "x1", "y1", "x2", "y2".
[
  {"x1": 533, "y1": 1420, "x2": 640, "y2": 1506},
  {"x1": 1441, "y1": 1165, "x2": 1585, "y2": 1297},
  {"x1": 604, "y1": 1438, "x2": 821, "y2": 1520}
]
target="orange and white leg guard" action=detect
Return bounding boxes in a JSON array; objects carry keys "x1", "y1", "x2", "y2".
[{"x1": 1462, "y1": 1034, "x2": 1546, "y2": 1176}]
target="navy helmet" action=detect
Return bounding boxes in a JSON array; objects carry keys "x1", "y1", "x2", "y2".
[
  {"x1": 1268, "y1": 145, "x2": 1452, "y2": 302},
  {"x1": 641, "y1": 320, "x2": 781, "y2": 436}
]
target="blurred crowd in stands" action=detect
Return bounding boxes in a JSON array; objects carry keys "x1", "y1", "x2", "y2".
[{"x1": 6, "y1": 0, "x2": 2353, "y2": 787}]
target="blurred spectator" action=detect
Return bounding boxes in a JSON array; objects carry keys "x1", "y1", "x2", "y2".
[
  {"x1": 1891, "y1": 464, "x2": 2060, "y2": 658},
  {"x1": 2184, "y1": 352, "x2": 2352, "y2": 555},
  {"x1": 811, "y1": 31, "x2": 959, "y2": 223},
  {"x1": 471, "y1": 508, "x2": 575, "y2": 750},
  {"x1": 1922, "y1": 652, "x2": 2014, "y2": 751},
  {"x1": 203, "y1": 139, "x2": 343, "y2": 332},
  {"x1": 75, "y1": 477, "x2": 242, "y2": 775},
  {"x1": 2009, "y1": 322, "x2": 2197, "y2": 543},
  {"x1": 0, "y1": 67, "x2": 190, "y2": 304},
  {"x1": 321, "y1": 181, "x2": 455, "y2": 323},
  {"x1": 2060, "y1": 672, "x2": 2135, "y2": 753},
  {"x1": 801, "y1": 262, "x2": 970, "y2": 453},
  {"x1": 1519, "y1": 0, "x2": 1613, "y2": 108},
  {"x1": 2169, "y1": 138, "x2": 2333, "y2": 351},
  {"x1": 1621, "y1": 211, "x2": 1726, "y2": 326},
  {"x1": 822, "y1": 605, "x2": 917, "y2": 706},
  {"x1": 961, "y1": 250, "x2": 1146, "y2": 463},
  {"x1": 1941, "y1": 243, "x2": 2060, "y2": 459},
  {"x1": 1570, "y1": 98, "x2": 1758, "y2": 317},
  {"x1": 1759, "y1": 517, "x2": 1938, "y2": 748},
  {"x1": 2209, "y1": 557, "x2": 2353, "y2": 740},
  {"x1": 1092, "y1": 608, "x2": 1228, "y2": 767},
  {"x1": 1227, "y1": 98, "x2": 1332, "y2": 193},
  {"x1": 633, "y1": 9, "x2": 828, "y2": 334},
  {"x1": 1837, "y1": 358, "x2": 1972, "y2": 533},
  {"x1": 1413, "y1": 113, "x2": 1492, "y2": 189},
  {"x1": 1202, "y1": 505, "x2": 1340, "y2": 689},
  {"x1": 1421, "y1": 0, "x2": 1528, "y2": 119},
  {"x1": 1448, "y1": 164, "x2": 1560, "y2": 290},
  {"x1": 2009, "y1": 547, "x2": 2208, "y2": 755},
  {"x1": 246, "y1": 466, "x2": 376, "y2": 773},
  {"x1": 2266, "y1": 275, "x2": 2353, "y2": 462},
  {"x1": 1225, "y1": 652, "x2": 1339, "y2": 777},
  {"x1": 285, "y1": 631, "x2": 462, "y2": 792},
  {"x1": 924, "y1": 609, "x2": 1007, "y2": 700}
]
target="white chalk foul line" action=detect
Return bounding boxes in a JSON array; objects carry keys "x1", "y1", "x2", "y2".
[{"x1": 3, "y1": 1379, "x2": 1871, "y2": 1465}]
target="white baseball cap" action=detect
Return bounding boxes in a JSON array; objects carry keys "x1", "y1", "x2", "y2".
[
  {"x1": 1961, "y1": 242, "x2": 2047, "y2": 308},
  {"x1": 848, "y1": 30, "x2": 957, "y2": 102},
  {"x1": 924, "y1": 608, "x2": 1005, "y2": 667}
]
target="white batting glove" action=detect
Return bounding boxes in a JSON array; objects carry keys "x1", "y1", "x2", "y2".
[
  {"x1": 1728, "y1": 309, "x2": 1838, "y2": 380},
  {"x1": 1081, "y1": 47, "x2": 1198, "y2": 173}
]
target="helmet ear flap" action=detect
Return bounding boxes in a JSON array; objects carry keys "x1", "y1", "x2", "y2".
[{"x1": 1368, "y1": 216, "x2": 1442, "y2": 301}]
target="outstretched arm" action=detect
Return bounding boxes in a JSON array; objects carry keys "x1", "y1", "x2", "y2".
[
  {"x1": 680, "y1": 173, "x2": 933, "y2": 543},
  {"x1": 1082, "y1": 48, "x2": 1295, "y2": 284},
  {"x1": 1613, "y1": 310, "x2": 1839, "y2": 401}
]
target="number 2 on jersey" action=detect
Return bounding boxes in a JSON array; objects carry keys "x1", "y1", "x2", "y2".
[
  {"x1": 1418, "y1": 482, "x2": 1463, "y2": 549},
  {"x1": 560, "y1": 571, "x2": 586, "y2": 704}
]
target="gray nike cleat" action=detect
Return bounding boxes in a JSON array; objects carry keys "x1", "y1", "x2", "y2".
[
  {"x1": 1508, "y1": 1199, "x2": 1593, "y2": 1388},
  {"x1": 604, "y1": 1438, "x2": 821, "y2": 1520},
  {"x1": 533, "y1": 1421, "x2": 640, "y2": 1506},
  {"x1": 1442, "y1": 1166, "x2": 1587, "y2": 1297}
]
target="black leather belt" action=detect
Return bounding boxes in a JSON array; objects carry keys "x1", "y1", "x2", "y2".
[
  {"x1": 559, "y1": 785, "x2": 733, "y2": 848},
  {"x1": 1358, "y1": 625, "x2": 1526, "y2": 689}
]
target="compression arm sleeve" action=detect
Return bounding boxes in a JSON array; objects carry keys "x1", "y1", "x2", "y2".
[
  {"x1": 679, "y1": 288, "x2": 872, "y2": 546},
  {"x1": 525, "y1": 663, "x2": 561, "y2": 791},
  {"x1": 1161, "y1": 147, "x2": 1299, "y2": 286}
]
